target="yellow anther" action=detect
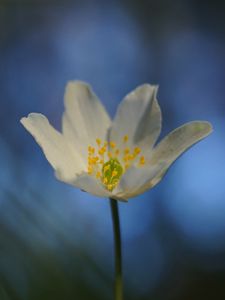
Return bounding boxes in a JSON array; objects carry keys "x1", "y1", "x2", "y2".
[
  {"x1": 88, "y1": 146, "x2": 95, "y2": 154},
  {"x1": 100, "y1": 159, "x2": 104, "y2": 164},
  {"x1": 110, "y1": 141, "x2": 116, "y2": 148},
  {"x1": 134, "y1": 147, "x2": 141, "y2": 155},
  {"x1": 88, "y1": 157, "x2": 95, "y2": 165},
  {"x1": 124, "y1": 148, "x2": 130, "y2": 154},
  {"x1": 123, "y1": 135, "x2": 128, "y2": 142},
  {"x1": 108, "y1": 151, "x2": 112, "y2": 158},
  {"x1": 139, "y1": 156, "x2": 145, "y2": 165},
  {"x1": 96, "y1": 138, "x2": 101, "y2": 146},
  {"x1": 98, "y1": 147, "x2": 106, "y2": 155},
  {"x1": 127, "y1": 154, "x2": 135, "y2": 161},
  {"x1": 115, "y1": 149, "x2": 120, "y2": 156},
  {"x1": 90, "y1": 158, "x2": 95, "y2": 165}
]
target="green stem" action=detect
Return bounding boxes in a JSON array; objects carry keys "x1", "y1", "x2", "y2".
[{"x1": 110, "y1": 198, "x2": 123, "y2": 300}]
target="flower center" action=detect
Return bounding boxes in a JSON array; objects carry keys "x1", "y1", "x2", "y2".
[
  {"x1": 102, "y1": 158, "x2": 123, "y2": 191},
  {"x1": 87, "y1": 135, "x2": 145, "y2": 191}
]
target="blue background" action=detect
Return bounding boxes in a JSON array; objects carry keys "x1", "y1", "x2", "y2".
[{"x1": 0, "y1": 0, "x2": 225, "y2": 299}]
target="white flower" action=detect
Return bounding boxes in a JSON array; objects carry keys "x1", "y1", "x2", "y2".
[{"x1": 20, "y1": 81, "x2": 212, "y2": 201}]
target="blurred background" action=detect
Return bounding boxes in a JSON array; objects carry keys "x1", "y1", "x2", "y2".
[{"x1": 0, "y1": 0, "x2": 225, "y2": 299}]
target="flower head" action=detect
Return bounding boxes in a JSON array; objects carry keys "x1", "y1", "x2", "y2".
[{"x1": 21, "y1": 81, "x2": 212, "y2": 201}]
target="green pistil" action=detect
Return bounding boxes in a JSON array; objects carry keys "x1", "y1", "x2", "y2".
[{"x1": 102, "y1": 158, "x2": 123, "y2": 191}]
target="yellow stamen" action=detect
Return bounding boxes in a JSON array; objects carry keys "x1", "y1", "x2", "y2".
[
  {"x1": 134, "y1": 147, "x2": 141, "y2": 155},
  {"x1": 88, "y1": 146, "x2": 95, "y2": 154},
  {"x1": 127, "y1": 154, "x2": 135, "y2": 161},
  {"x1": 89, "y1": 157, "x2": 97, "y2": 165},
  {"x1": 123, "y1": 135, "x2": 128, "y2": 142},
  {"x1": 115, "y1": 149, "x2": 120, "y2": 156},
  {"x1": 87, "y1": 134, "x2": 144, "y2": 191},
  {"x1": 98, "y1": 147, "x2": 106, "y2": 155},
  {"x1": 110, "y1": 141, "x2": 116, "y2": 148},
  {"x1": 139, "y1": 156, "x2": 145, "y2": 165},
  {"x1": 96, "y1": 138, "x2": 101, "y2": 146}
]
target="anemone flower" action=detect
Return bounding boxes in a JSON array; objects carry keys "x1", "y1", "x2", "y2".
[
  {"x1": 21, "y1": 81, "x2": 212, "y2": 300},
  {"x1": 21, "y1": 81, "x2": 212, "y2": 201}
]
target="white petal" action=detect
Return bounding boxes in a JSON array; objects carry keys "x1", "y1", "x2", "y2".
[
  {"x1": 150, "y1": 121, "x2": 212, "y2": 164},
  {"x1": 21, "y1": 113, "x2": 84, "y2": 181},
  {"x1": 113, "y1": 163, "x2": 166, "y2": 200},
  {"x1": 110, "y1": 84, "x2": 161, "y2": 152},
  {"x1": 148, "y1": 121, "x2": 213, "y2": 187},
  {"x1": 113, "y1": 121, "x2": 212, "y2": 200},
  {"x1": 57, "y1": 171, "x2": 111, "y2": 198},
  {"x1": 62, "y1": 81, "x2": 111, "y2": 159}
]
